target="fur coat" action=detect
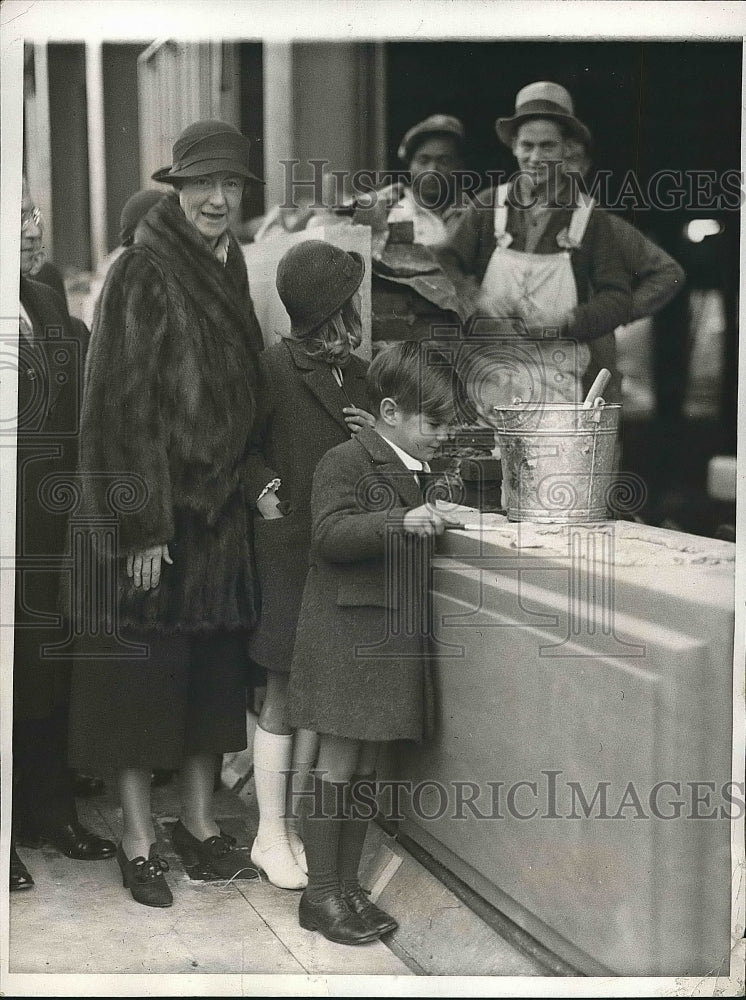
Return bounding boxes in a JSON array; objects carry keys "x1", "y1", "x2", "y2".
[{"x1": 80, "y1": 192, "x2": 263, "y2": 632}]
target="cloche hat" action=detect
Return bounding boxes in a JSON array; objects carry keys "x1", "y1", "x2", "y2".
[
  {"x1": 495, "y1": 82, "x2": 592, "y2": 148},
  {"x1": 276, "y1": 240, "x2": 365, "y2": 339},
  {"x1": 118, "y1": 189, "x2": 163, "y2": 245},
  {"x1": 152, "y1": 119, "x2": 263, "y2": 184},
  {"x1": 397, "y1": 114, "x2": 465, "y2": 163}
]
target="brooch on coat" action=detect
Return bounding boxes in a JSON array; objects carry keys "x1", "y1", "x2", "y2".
[{"x1": 495, "y1": 231, "x2": 513, "y2": 249}]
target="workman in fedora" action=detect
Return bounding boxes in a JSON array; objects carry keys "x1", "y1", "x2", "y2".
[{"x1": 439, "y1": 81, "x2": 632, "y2": 407}]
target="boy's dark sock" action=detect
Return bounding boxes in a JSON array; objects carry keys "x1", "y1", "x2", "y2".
[
  {"x1": 302, "y1": 774, "x2": 346, "y2": 903},
  {"x1": 338, "y1": 772, "x2": 376, "y2": 893}
]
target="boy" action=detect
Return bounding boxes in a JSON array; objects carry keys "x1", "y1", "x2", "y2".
[{"x1": 287, "y1": 340, "x2": 458, "y2": 945}]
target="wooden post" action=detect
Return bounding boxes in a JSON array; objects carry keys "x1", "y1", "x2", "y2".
[
  {"x1": 85, "y1": 41, "x2": 108, "y2": 270},
  {"x1": 262, "y1": 43, "x2": 294, "y2": 211}
]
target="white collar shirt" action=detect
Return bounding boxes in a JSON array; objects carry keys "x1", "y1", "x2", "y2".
[{"x1": 378, "y1": 433, "x2": 431, "y2": 479}]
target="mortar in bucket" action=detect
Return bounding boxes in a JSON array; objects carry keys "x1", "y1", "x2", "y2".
[{"x1": 490, "y1": 401, "x2": 621, "y2": 523}]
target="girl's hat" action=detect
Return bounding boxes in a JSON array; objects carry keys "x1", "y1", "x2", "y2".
[
  {"x1": 276, "y1": 240, "x2": 365, "y2": 339},
  {"x1": 495, "y1": 81, "x2": 592, "y2": 148},
  {"x1": 152, "y1": 119, "x2": 264, "y2": 184},
  {"x1": 119, "y1": 189, "x2": 163, "y2": 245}
]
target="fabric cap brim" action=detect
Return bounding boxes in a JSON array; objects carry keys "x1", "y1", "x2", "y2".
[{"x1": 496, "y1": 113, "x2": 592, "y2": 149}]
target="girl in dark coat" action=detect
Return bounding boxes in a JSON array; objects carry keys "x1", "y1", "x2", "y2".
[
  {"x1": 69, "y1": 121, "x2": 264, "y2": 908},
  {"x1": 244, "y1": 240, "x2": 374, "y2": 890}
]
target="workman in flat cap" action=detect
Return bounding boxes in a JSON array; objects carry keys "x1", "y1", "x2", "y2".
[{"x1": 354, "y1": 114, "x2": 472, "y2": 344}]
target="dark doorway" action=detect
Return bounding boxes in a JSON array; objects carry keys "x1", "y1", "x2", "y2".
[
  {"x1": 48, "y1": 43, "x2": 91, "y2": 273},
  {"x1": 102, "y1": 43, "x2": 149, "y2": 253},
  {"x1": 238, "y1": 42, "x2": 265, "y2": 221}
]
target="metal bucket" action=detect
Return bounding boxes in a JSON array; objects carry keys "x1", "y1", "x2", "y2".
[{"x1": 491, "y1": 403, "x2": 621, "y2": 523}]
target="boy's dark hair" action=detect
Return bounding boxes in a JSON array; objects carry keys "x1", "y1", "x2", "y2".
[{"x1": 367, "y1": 341, "x2": 458, "y2": 424}]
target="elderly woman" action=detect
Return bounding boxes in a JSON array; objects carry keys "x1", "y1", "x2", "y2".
[{"x1": 69, "y1": 120, "x2": 264, "y2": 907}]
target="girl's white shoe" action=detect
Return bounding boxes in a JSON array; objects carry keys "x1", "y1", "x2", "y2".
[
  {"x1": 287, "y1": 829, "x2": 308, "y2": 875},
  {"x1": 250, "y1": 837, "x2": 307, "y2": 890}
]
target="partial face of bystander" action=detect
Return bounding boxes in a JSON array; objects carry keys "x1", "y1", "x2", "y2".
[
  {"x1": 409, "y1": 135, "x2": 463, "y2": 210},
  {"x1": 20, "y1": 184, "x2": 43, "y2": 277}
]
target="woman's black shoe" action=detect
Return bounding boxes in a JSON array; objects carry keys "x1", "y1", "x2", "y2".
[
  {"x1": 71, "y1": 770, "x2": 106, "y2": 798},
  {"x1": 298, "y1": 890, "x2": 382, "y2": 945},
  {"x1": 10, "y1": 847, "x2": 34, "y2": 892},
  {"x1": 171, "y1": 820, "x2": 251, "y2": 878},
  {"x1": 345, "y1": 884, "x2": 398, "y2": 935},
  {"x1": 116, "y1": 843, "x2": 173, "y2": 908}
]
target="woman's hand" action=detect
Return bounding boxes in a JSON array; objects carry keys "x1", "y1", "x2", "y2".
[
  {"x1": 343, "y1": 407, "x2": 376, "y2": 434},
  {"x1": 126, "y1": 544, "x2": 173, "y2": 591}
]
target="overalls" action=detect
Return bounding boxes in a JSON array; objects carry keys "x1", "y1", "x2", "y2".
[{"x1": 476, "y1": 183, "x2": 593, "y2": 407}]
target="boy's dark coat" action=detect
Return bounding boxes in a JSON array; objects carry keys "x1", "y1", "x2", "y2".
[{"x1": 288, "y1": 427, "x2": 435, "y2": 742}]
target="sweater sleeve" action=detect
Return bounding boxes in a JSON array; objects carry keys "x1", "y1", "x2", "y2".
[
  {"x1": 80, "y1": 250, "x2": 175, "y2": 553},
  {"x1": 566, "y1": 208, "x2": 633, "y2": 342},
  {"x1": 627, "y1": 232, "x2": 686, "y2": 321}
]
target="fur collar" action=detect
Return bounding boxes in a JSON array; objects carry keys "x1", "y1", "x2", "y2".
[{"x1": 134, "y1": 192, "x2": 259, "y2": 351}]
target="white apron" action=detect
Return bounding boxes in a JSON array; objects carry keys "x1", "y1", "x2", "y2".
[{"x1": 476, "y1": 184, "x2": 593, "y2": 407}]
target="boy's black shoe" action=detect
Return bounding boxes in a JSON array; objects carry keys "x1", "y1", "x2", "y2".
[
  {"x1": 299, "y1": 889, "x2": 382, "y2": 945},
  {"x1": 344, "y1": 884, "x2": 398, "y2": 935}
]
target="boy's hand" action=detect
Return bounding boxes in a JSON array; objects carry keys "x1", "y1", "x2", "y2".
[
  {"x1": 343, "y1": 407, "x2": 376, "y2": 434},
  {"x1": 403, "y1": 504, "x2": 448, "y2": 537}
]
